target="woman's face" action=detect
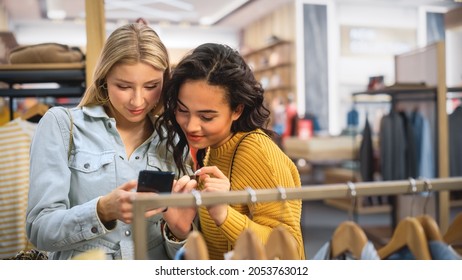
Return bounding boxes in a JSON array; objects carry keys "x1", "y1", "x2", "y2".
[
  {"x1": 106, "y1": 62, "x2": 163, "y2": 126},
  {"x1": 175, "y1": 79, "x2": 242, "y2": 149}
]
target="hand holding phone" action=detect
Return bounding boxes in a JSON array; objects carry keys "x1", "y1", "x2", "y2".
[{"x1": 137, "y1": 170, "x2": 175, "y2": 193}]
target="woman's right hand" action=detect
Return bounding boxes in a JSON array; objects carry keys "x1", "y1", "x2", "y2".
[
  {"x1": 97, "y1": 180, "x2": 138, "y2": 225},
  {"x1": 97, "y1": 180, "x2": 166, "y2": 225}
]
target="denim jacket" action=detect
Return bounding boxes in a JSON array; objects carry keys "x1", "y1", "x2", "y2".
[{"x1": 26, "y1": 106, "x2": 191, "y2": 260}]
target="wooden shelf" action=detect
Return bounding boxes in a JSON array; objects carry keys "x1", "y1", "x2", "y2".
[
  {"x1": 450, "y1": 199, "x2": 462, "y2": 207},
  {"x1": 251, "y1": 62, "x2": 292, "y2": 74},
  {"x1": 352, "y1": 86, "x2": 437, "y2": 96},
  {"x1": 242, "y1": 40, "x2": 295, "y2": 130},
  {"x1": 241, "y1": 40, "x2": 291, "y2": 57}
]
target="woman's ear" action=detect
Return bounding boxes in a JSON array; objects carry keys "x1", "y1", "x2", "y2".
[{"x1": 232, "y1": 104, "x2": 244, "y2": 121}]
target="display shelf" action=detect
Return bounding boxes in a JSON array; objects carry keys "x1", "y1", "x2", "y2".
[
  {"x1": 0, "y1": 63, "x2": 86, "y2": 120},
  {"x1": 242, "y1": 40, "x2": 295, "y2": 130}
]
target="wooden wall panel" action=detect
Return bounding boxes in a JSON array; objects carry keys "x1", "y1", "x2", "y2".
[{"x1": 241, "y1": 3, "x2": 295, "y2": 50}]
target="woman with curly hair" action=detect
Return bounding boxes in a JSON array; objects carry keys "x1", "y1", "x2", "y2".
[{"x1": 156, "y1": 43, "x2": 305, "y2": 260}]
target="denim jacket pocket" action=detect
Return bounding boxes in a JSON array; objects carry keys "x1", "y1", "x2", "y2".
[{"x1": 69, "y1": 150, "x2": 115, "y2": 173}]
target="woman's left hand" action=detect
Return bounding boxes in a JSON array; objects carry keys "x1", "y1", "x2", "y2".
[{"x1": 162, "y1": 175, "x2": 198, "y2": 240}]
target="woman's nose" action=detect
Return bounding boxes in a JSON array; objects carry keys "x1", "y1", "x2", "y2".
[
  {"x1": 185, "y1": 116, "x2": 201, "y2": 131},
  {"x1": 130, "y1": 88, "x2": 144, "y2": 106}
]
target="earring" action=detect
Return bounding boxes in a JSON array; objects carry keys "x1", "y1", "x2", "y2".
[
  {"x1": 101, "y1": 95, "x2": 110, "y2": 104},
  {"x1": 98, "y1": 82, "x2": 110, "y2": 104}
]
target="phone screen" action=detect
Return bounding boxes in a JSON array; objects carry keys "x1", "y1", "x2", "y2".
[{"x1": 137, "y1": 170, "x2": 175, "y2": 193}]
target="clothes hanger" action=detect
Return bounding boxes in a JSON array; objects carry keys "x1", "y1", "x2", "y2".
[
  {"x1": 264, "y1": 187, "x2": 300, "y2": 260},
  {"x1": 443, "y1": 212, "x2": 462, "y2": 247},
  {"x1": 20, "y1": 102, "x2": 49, "y2": 122},
  {"x1": 265, "y1": 225, "x2": 299, "y2": 260},
  {"x1": 330, "y1": 182, "x2": 368, "y2": 260},
  {"x1": 184, "y1": 230, "x2": 209, "y2": 260},
  {"x1": 415, "y1": 179, "x2": 443, "y2": 242},
  {"x1": 416, "y1": 215, "x2": 443, "y2": 241},
  {"x1": 231, "y1": 228, "x2": 267, "y2": 260},
  {"x1": 330, "y1": 220, "x2": 368, "y2": 260},
  {"x1": 377, "y1": 217, "x2": 431, "y2": 260}
]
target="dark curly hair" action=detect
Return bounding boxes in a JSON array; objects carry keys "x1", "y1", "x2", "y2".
[{"x1": 155, "y1": 43, "x2": 273, "y2": 174}]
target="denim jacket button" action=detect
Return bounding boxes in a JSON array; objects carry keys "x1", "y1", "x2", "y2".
[
  {"x1": 108, "y1": 122, "x2": 112, "y2": 129},
  {"x1": 84, "y1": 163, "x2": 90, "y2": 169},
  {"x1": 135, "y1": 156, "x2": 140, "y2": 160},
  {"x1": 124, "y1": 230, "x2": 131, "y2": 236},
  {"x1": 91, "y1": 227, "x2": 98, "y2": 233}
]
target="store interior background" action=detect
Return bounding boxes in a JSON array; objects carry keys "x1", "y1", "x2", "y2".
[{"x1": 1, "y1": 0, "x2": 462, "y2": 259}]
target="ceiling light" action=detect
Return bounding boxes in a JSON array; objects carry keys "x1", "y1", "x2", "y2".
[{"x1": 47, "y1": 9, "x2": 66, "y2": 20}]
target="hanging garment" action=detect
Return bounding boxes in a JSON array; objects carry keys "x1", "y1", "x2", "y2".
[
  {"x1": 379, "y1": 110, "x2": 407, "y2": 181},
  {"x1": 399, "y1": 111, "x2": 417, "y2": 179},
  {"x1": 359, "y1": 116, "x2": 374, "y2": 182},
  {"x1": 410, "y1": 110, "x2": 435, "y2": 178},
  {"x1": 0, "y1": 118, "x2": 36, "y2": 259},
  {"x1": 359, "y1": 115, "x2": 381, "y2": 205},
  {"x1": 449, "y1": 106, "x2": 462, "y2": 176},
  {"x1": 386, "y1": 240, "x2": 461, "y2": 260},
  {"x1": 449, "y1": 106, "x2": 462, "y2": 201},
  {"x1": 311, "y1": 241, "x2": 380, "y2": 260}
]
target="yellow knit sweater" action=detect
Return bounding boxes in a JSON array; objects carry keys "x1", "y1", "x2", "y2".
[{"x1": 199, "y1": 130, "x2": 305, "y2": 260}]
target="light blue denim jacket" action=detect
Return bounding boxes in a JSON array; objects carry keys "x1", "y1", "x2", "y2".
[{"x1": 26, "y1": 106, "x2": 192, "y2": 260}]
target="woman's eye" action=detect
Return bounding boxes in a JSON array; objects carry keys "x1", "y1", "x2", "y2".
[
  {"x1": 146, "y1": 84, "x2": 159, "y2": 89},
  {"x1": 200, "y1": 116, "x2": 214, "y2": 122},
  {"x1": 117, "y1": 85, "x2": 130, "y2": 89}
]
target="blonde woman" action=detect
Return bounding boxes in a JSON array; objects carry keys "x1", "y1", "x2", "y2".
[{"x1": 26, "y1": 23, "x2": 196, "y2": 260}]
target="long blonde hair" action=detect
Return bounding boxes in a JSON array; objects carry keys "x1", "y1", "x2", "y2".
[{"x1": 78, "y1": 23, "x2": 170, "y2": 116}]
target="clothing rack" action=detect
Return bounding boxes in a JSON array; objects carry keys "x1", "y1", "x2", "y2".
[{"x1": 132, "y1": 176, "x2": 462, "y2": 259}]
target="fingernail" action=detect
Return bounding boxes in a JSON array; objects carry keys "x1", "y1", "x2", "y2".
[{"x1": 194, "y1": 169, "x2": 201, "y2": 175}]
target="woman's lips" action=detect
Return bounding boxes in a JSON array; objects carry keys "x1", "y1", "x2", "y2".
[
  {"x1": 129, "y1": 108, "x2": 144, "y2": 115},
  {"x1": 187, "y1": 134, "x2": 203, "y2": 143}
]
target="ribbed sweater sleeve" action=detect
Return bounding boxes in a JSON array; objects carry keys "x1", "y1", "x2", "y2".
[{"x1": 200, "y1": 130, "x2": 305, "y2": 259}]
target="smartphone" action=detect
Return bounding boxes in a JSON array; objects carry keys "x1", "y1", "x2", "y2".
[{"x1": 137, "y1": 170, "x2": 175, "y2": 193}]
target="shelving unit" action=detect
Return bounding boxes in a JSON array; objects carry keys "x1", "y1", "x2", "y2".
[
  {"x1": 0, "y1": 63, "x2": 86, "y2": 120},
  {"x1": 0, "y1": 0, "x2": 104, "y2": 121},
  {"x1": 242, "y1": 40, "x2": 295, "y2": 129}
]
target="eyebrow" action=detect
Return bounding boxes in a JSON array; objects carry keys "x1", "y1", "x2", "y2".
[
  {"x1": 177, "y1": 99, "x2": 219, "y2": 114},
  {"x1": 113, "y1": 78, "x2": 162, "y2": 84}
]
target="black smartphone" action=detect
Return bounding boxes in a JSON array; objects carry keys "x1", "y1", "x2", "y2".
[{"x1": 137, "y1": 170, "x2": 175, "y2": 193}]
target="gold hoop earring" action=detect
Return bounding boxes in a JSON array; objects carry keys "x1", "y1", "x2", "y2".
[
  {"x1": 101, "y1": 95, "x2": 110, "y2": 104},
  {"x1": 98, "y1": 82, "x2": 110, "y2": 104}
]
